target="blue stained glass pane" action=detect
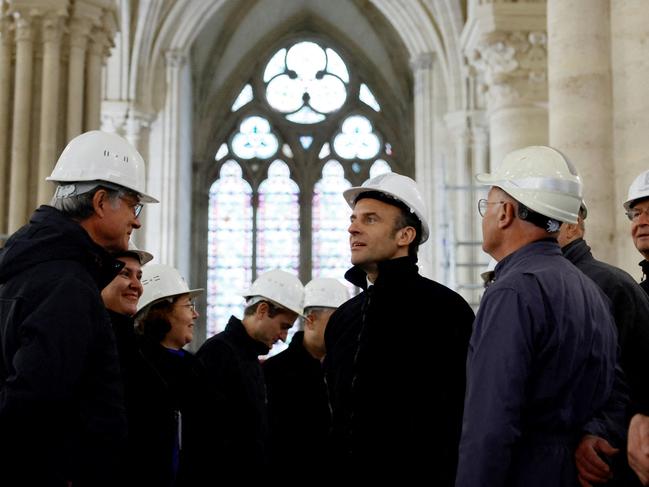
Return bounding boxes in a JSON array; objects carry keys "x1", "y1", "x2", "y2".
[
  {"x1": 257, "y1": 160, "x2": 300, "y2": 276},
  {"x1": 312, "y1": 160, "x2": 352, "y2": 282},
  {"x1": 299, "y1": 136, "x2": 313, "y2": 149},
  {"x1": 333, "y1": 115, "x2": 381, "y2": 160},
  {"x1": 207, "y1": 160, "x2": 253, "y2": 336},
  {"x1": 231, "y1": 116, "x2": 279, "y2": 159}
]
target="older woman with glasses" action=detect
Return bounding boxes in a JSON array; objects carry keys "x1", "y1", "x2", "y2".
[{"x1": 130, "y1": 264, "x2": 203, "y2": 487}]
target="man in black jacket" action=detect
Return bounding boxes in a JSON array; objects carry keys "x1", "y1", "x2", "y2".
[
  {"x1": 558, "y1": 203, "x2": 649, "y2": 486},
  {"x1": 323, "y1": 172, "x2": 474, "y2": 484},
  {"x1": 0, "y1": 130, "x2": 157, "y2": 486}
]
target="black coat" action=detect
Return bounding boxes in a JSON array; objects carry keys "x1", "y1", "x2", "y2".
[
  {"x1": 640, "y1": 260, "x2": 649, "y2": 297},
  {"x1": 182, "y1": 316, "x2": 269, "y2": 485},
  {"x1": 323, "y1": 256, "x2": 474, "y2": 483},
  {"x1": 564, "y1": 239, "x2": 649, "y2": 413},
  {"x1": 0, "y1": 205, "x2": 126, "y2": 486},
  {"x1": 263, "y1": 331, "x2": 330, "y2": 473}
]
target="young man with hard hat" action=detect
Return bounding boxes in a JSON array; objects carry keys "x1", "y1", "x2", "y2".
[
  {"x1": 0, "y1": 130, "x2": 157, "y2": 486},
  {"x1": 455, "y1": 146, "x2": 619, "y2": 487},
  {"x1": 622, "y1": 169, "x2": 649, "y2": 485},
  {"x1": 263, "y1": 277, "x2": 349, "y2": 474},
  {"x1": 323, "y1": 172, "x2": 474, "y2": 484},
  {"x1": 557, "y1": 203, "x2": 649, "y2": 485},
  {"x1": 128, "y1": 263, "x2": 203, "y2": 487},
  {"x1": 183, "y1": 269, "x2": 304, "y2": 483}
]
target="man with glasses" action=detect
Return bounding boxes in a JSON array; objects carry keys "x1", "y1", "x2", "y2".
[
  {"x1": 456, "y1": 146, "x2": 619, "y2": 487},
  {"x1": 0, "y1": 130, "x2": 158, "y2": 486},
  {"x1": 623, "y1": 169, "x2": 649, "y2": 485}
]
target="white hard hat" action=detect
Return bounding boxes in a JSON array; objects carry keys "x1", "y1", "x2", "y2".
[
  {"x1": 476, "y1": 146, "x2": 582, "y2": 224},
  {"x1": 136, "y1": 264, "x2": 203, "y2": 315},
  {"x1": 47, "y1": 130, "x2": 158, "y2": 203},
  {"x1": 624, "y1": 170, "x2": 649, "y2": 210},
  {"x1": 343, "y1": 172, "x2": 430, "y2": 243},
  {"x1": 303, "y1": 278, "x2": 349, "y2": 310},
  {"x1": 120, "y1": 241, "x2": 153, "y2": 266},
  {"x1": 242, "y1": 269, "x2": 304, "y2": 317}
]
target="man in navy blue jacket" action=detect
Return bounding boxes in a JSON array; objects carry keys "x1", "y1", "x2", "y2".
[{"x1": 456, "y1": 146, "x2": 619, "y2": 487}]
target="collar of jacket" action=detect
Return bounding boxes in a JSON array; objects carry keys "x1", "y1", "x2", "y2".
[
  {"x1": 225, "y1": 315, "x2": 270, "y2": 357},
  {"x1": 561, "y1": 238, "x2": 593, "y2": 265},
  {"x1": 344, "y1": 255, "x2": 419, "y2": 290},
  {"x1": 494, "y1": 238, "x2": 561, "y2": 280},
  {"x1": 639, "y1": 259, "x2": 649, "y2": 279}
]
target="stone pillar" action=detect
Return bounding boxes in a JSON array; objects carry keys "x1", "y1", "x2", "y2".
[
  {"x1": 84, "y1": 28, "x2": 106, "y2": 131},
  {"x1": 548, "y1": 0, "x2": 615, "y2": 264},
  {"x1": 8, "y1": 12, "x2": 33, "y2": 233},
  {"x1": 67, "y1": 17, "x2": 91, "y2": 141},
  {"x1": 0, "y1": 16, "x2": 13, "y2": 234},
  {"x1": 412, "y1": 52, "x2": 436, "y2": 279},
  {"x1": 37, "y1": 13, "x2": 64, "y2": 205},
  {"x1": 611, "y1": 0, "x2": 649, "y2": 275},
  {"x1": 462, "y1": 2, "x2": 548, "y2": 168}
]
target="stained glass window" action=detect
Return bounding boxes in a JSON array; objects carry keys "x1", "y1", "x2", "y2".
[
  {"x1": 313, "y1": 160, "x2": 352, "y2": 279},
  {"x1": 360, "y1": 83, "x2": 380, "y2": 111},
  {"x1": 232, "y1": 116, "x2": 279, "y2": 159},
  {"x1": 207, "y1": 161, "x2": 253, "y2": 335},
  {"x1": 266, "y1": 41, "x2": 347, "y2": 122},
  {"x1": 231, "y1": 84, "x2": 253, "y2": 111},
  {"x1": 333, "y1": 115, "x2": 381, "y2": 159},
  {"x1": 369, "y1": 159, "x2": 391, "y2": 178},
  {"x1": 257, "y1": 160, "x2": 300, "y2": 275}
]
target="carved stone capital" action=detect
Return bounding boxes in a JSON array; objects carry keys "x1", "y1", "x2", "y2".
[
  {"x1": 467, "y1": 30, "x2": 547, "y2": 110},
  {"x1": 410, "y1": 52, "x2": 435, "y2": 72},
  {"x1": 42, "y1": 13, "x2": 65, "y2": 45},
  {"x1": 69, "y1": 17, "x2": 92, "y2": 49},
  {"x1": 13, "y1": 13, "x2": 33, "y2": 43},
  {"x1": 165, "y1": 49, "x2": 187, "y2": 69}
]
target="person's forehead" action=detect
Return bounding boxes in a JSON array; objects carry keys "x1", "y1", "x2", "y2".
[
  {"x1": 352, "y1": 197, "x2": 400, "y2": 215},
  {"x1": 632, "y1": 198, "x2": 649, "y2": 210}
]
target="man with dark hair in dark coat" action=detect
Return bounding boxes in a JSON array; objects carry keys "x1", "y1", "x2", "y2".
[
  {"x1": 324, "y1": 173, "x2": 474, "y2": 484},
  {"x1": 559, "y1": 203, "x2": 649, "y2": 486}
]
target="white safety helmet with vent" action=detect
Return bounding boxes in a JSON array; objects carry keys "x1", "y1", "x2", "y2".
[
  {"x1": 47, "y1": 130, "x2": 158, "y2": 203},
  {"x1": 120, "y1": 241, "x2": 153, "y2": 266},
  {"x1": 476, "y1": 145, "x2": 583, "y2": 224},
  {"x1": 624, "y1": 170, "x2": 649, "y2": 210},
  {"x1": 303, "y1": 278, "x2": 349, "y2": 311},
  {"x1": 242, "y1": 269, "x2": 305, "y2": 317},
  {"x1": 343, "y1": 172, "x2": 430, "y2": 243},
  {"x1": 136, "y1": 264, "x2": 203, "y2": 315}
]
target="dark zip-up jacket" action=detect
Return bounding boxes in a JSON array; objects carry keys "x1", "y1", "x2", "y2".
[
  {"x1": 639, "y1": 260, "x2": 649, "y2": 297},
  {"x1": 456, "y1": 239, "x2": 618, "y2": 487},
  {"x1": 263, "y1": 331, "x2": 330, "y2": 474},
  {"x1": 182, "y1": 316, "x2": 269, "y2": 484},
  {"x1": 0, "y1": 205, "x2": 126, "y2": 486},
  {"x1": 324, "y1": 256, "x2": 474, "y2": 484}
]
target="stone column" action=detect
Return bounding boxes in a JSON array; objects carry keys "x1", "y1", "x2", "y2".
[
  {"x1": 611, "y1": 0, "x2": 649, "y2": 274},
  {"x1": 8, "y1": 13, "x2": 33, "y2": 232},
  {"x1": 67, "y1": 17, "x2": 91, "y2": 140},
  {"x1": 468, "y1": 31, "x2": 548, "y2": 167},
  {"x1": 412, "y1": 52, "x2": 436, "y2": 279},
  {"x1": 84, "y1": 28, "x2": 107, "y2": 131},
  {"x1": 0, "y1": 16, "x2": 13, "y2": 234},
  {"x1": 462, "y1": 2, "x2": 548, "y2": 168},
  {"x1": 37, "y1": 13, "x2": 64, "y2": 205},
  {"x1": 548, "y1": 0, "x2": 614, "y2": 264}
]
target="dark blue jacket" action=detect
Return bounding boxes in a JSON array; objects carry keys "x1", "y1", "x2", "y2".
[
  {"x1": 456, "y1": 239, "x2": 618, "y2": 487},
  {"x1": 0, "y1": 206, "x2": 126, "y2": 486}
]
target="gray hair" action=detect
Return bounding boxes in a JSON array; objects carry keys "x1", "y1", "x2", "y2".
[{"x1": 50, "y1": 183, "x2": 122, "y2": 220}]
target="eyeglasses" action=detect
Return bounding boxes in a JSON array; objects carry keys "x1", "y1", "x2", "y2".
[
  {"x1": 478, "y1": 199, "x2": 506, "y2": 217},
  {"x1": 626, "y1": 207, "x2": 649, "y2": 222},
  {"x1": 178, "y1": 300, "x2": 196, "y2": 312},
  {"x1": 120, "y1": 196, "x2": 143, "y2": 218}
]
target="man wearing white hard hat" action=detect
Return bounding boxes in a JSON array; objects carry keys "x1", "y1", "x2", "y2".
[
  {"x1": 323, "y1": 172, "x2": 474, "y2": 483},
  {"x1": 456, "y1": 146, "x2": 618, "y2": 487},
  {"x1": 0, "y1": 130, "x2": 158, "y2": 486},
  {"x1": 184, "y1": 269, "x2": 304, "y2": 483},
  {"x1": 621, "y1": 169, "x2": 649, "y2": 485},
  {"x1": 557, "y1": 203, "x2": 649, "y2": 485},
  {"x1": 127, "y1": 263, "x2": 203, "y2": 487},
  {"x1": 263, "y1": 277, "x2": 348, "y2": 474}
]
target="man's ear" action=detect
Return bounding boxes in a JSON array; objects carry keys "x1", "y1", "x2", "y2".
[
  {"x1": 396, "y1": 226, "x2": 416, "y2": 247},
  {"x1": 255, "y1": 301, "x2": 269, "y2": 319},
  {"x1": 498, "y1": 201, "x2": 517, "y2": 229},
  {"x1": 92, "y1": 189, "x2": 109, "y2": 218},
  {"x1": 304, "y1": 313, "x2": 315, "y2": 329}
]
